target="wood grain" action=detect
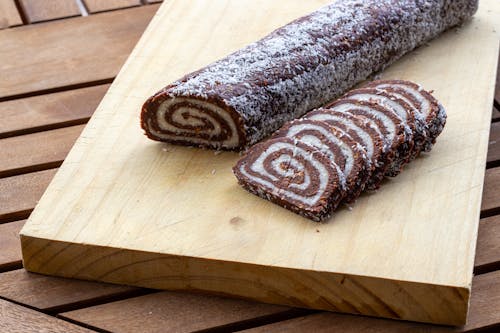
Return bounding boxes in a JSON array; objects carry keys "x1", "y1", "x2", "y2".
[
  {"x1": 0, "y1": 125, "x2": 84, "y2": 178},
  {"x1": 61, "y1": 290, "x2": 294, "y2": 333},
  {"x1": 475, "y1": 215, "x2": 500, "y2": 274},
  {"x1": 0, "y1": 85, "x2": 108, "y2": 139},
  {"x1": 2, "y1": 212, "x2": 499, "y2": 276},
  {"x1": 0, "y1": 220, "x2": 24, "y2": 271},
  {"x1": 0, "y1": 269, "x2": 143, "y2": 313},
  {"x1": 0, "y1": 299, "x2": 94, "y2": 333},
  {"x1": 19, "y1": 0, "x2": 500, "y2": 326},
  {"x1": 19, "y1": 0, "x2": 80, "y2": 23},
  {"x1": 83, "y1": 0, "x2": 141, "y2": 13},
  {"x1": 482, "y1": 167, "x2": 500, "y2": 213},
  {"x1": 0, "y1": 0, "x2": 23, "y2": 29},
  {"x1": 242, "y1": 271, "x2": 500, "y2": 333},
  {"x1": 0, "y1": 169, "x2": 56, "y2": 223},
  {"x1": 488, "y1": 122, "x2": 500, "y2": 164},
  {"x1": 0, "y1": 4, "x2": 158, "y2": 99}
]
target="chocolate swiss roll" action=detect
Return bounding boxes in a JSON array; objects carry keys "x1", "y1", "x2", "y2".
[
  {"x1": 273, "y1": 119, "x2": 370, "y2": 203},
  {"x1": 234, "y1": 80, "x2": 447, "y2": 221},
  {"x1": 141, "y1": 0, "x2": 477, "y2": 150},
  {"x1": 233, "y1": 138, "x2": 346, "y2": 222},
  {"x1": 324, "y1": 99, "x2": 409, "y2": 177},
  {"x1": 364, "y1": 80, "x2": 447, "y2": 153},
  {"x1": 305, "y1": 109, "x2": 387, "y2": 190}
]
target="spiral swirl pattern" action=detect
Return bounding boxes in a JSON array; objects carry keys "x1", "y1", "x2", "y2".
[
  {"x1": 142, "y1": 96, "x2": 242, "y2": 150},
  {"x1": 234, "y1": 80, "x2": 447, "y2": 221},
  {"x1": 235, "y1": 138, "x2": 343, "y2": 221}
]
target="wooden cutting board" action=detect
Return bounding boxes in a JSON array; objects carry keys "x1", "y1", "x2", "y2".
[{"x1": 20, "y1": 0, "x2": 500, "y2": 326}]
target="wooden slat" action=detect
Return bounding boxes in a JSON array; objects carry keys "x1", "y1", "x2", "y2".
[
  {"x1": 0, "y1": 125, "x2": 84, "y2": 178},
  {"x1": 0, "y1": 220, "x2": 24, "y2": 271},
  {"x1": 482, "y1": 167, "x2": 500, "y2": 213},
  {"x1": 242, "y1": 270, "x2": 500, "y2": 333},
  {"x1": 61, "y1": 291, "x2": 294, "y2": 333},
  {"x1": 19, "y1": 0, "x2": 80, "y2": 23},
  {"x1": 0, "y1": 169, "x2": 56, "y2": 223},
  {"x1": 0, "y1": 0, "x2": 23, "y2": 29},
  {"x1": 475, "y1": 215, "x2": 500, "y2": 274},
  {"x1": 0, "y1": 84, "x2": 108, "y2": 139},
  {"x1": 0, "y1": 299, "x2": 94, "y2": 333},
  {"x1": 0, "y1": 270, "x2": 143, "y2": 313},
  {"x1": 0, "y1": 4, "x2": 158, "y2": 99},
  {"x1": 489, "y1": 122, "x2": 500, "y2": 164},
  {"x1": 83, "y1": 0, "x2": 142, "y2": 13}
]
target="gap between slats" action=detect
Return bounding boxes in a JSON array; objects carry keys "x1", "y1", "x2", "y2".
[
  {"x1": 0, "y1": 84, "x2": 109, "y2": 139},
  {"x1": 55, "y1": 271, "x2": 500, "y2": 333},
  {"x1": 0, "y1": 4, "x2": 158, "y2": 100},
  {"x1": 62, "y1": 307, "x2": 314, "y2": 333},
  {"x1": 0, "y1": 125, "x2": 84, "y2": 179},
  {"x1": 0, "y1": 169, "x2": 57, "y2": 224},
  {"x1": 0, "y1": 269, "x2": 157, "y2": 315},
  {"x1": 0, "y1": 79, "x2": 114, "y2": 104},
  {"x1": 0, "y1": 298, "x2": 101, "y2": 333},
  {"x1": 0, "y1": 0, "x2": 25, "y2": 27},
  {"x1": 17, "y1": 0, "x2": 82, "y2": 24},
  {"x1": 0, "y1": 268, "x2": 311, "y2": 332},
  {"x1": 480, "y1": 167, "x2": 500, "y2": 219}
]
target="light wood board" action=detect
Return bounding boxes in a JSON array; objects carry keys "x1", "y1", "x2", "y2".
[{"x1": 20, "y1": 0, "x2": 500, "y2": 326}]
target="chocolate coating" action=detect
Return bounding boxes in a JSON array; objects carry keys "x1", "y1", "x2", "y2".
[{"x1": 142, "y1": 0, "x2": 476, "y2": 150}]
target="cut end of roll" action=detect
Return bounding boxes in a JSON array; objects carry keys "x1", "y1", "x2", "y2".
[
  {"x1": 141, "y1": 92, "x2": 246, "y2": 150},
  {"x1": 233, "y1": 138, "x2": 344, "y2": 222}
]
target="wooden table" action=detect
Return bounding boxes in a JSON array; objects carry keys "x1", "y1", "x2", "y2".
[{"x1": 1, "y1": 2, "x2": 499, "y2": 332}]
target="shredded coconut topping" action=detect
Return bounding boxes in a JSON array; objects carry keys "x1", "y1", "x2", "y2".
[{"x1": 150, "y1": 0, "x2": 477, "y2": 148}]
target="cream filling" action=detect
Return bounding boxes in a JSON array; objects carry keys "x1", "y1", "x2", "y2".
[
  {"x1": 267, "y1": 155, "x2": 312, "y2": 191},
  {"x1": 308, "y1": 113, "x2": 374, "y2": 159},
  {"x1": 285, "y1": 123, "x2": 354, "y2": 180},
  {"x1": 329, "y1": 103, "x2": 397, "y2": 150},
  {"x1": 151, "y1": 97, "x2": 240, "y2": 148},
  {"x1": 242, "y1": 141, "x2": 330, "y2": 206},
  {"x1": 349, "y1": 93, "x2": 408, "y2": 122},
  {"x1": 379, "y1": 83, "x2": 431, "y2": 118}
]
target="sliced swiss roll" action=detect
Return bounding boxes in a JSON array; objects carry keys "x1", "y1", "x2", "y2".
[
  {"x1": 273, "y1": 119, "x2": 370, "y2": 203},
  {"x1": 340, "y1": 88, "x2": 420, "y2": 159},
  {"x1": 141, "y1": 0, "x2": 476, "y2": 151},
  {"x1": 305, "y1": 109, "x2": 386, "y2": 190},
  {"x1": 363, "y1": 80, "x2": 446, "y2": 153},
  {"x1": 324, "y1": 99, "x2": 408, "y2": 177},
  {"x1": 233, "y1": 138, "x2": 346, "y2": 222},
  {"x1": 233, "y1": 79, "x2": 448, "y2": 221}
]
